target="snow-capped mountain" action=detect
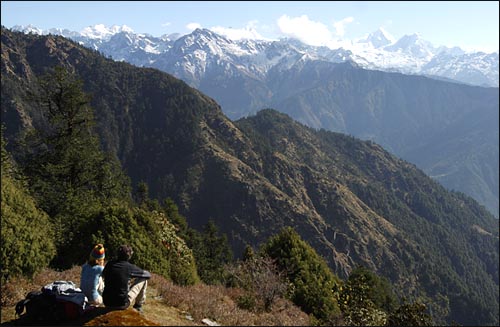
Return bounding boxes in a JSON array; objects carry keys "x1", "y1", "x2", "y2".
[
  {"x1": 11, "y1": 24, "x2": 499, "y2": 88},
  {"x1": 422, "y1": 51, "x2": 499, "y2": 87},
  {"x1": 358, "y1": 28, "x2": 395, "y2": 49},
  {"x1": 384, "y1": 33, "x2": 435, "y2": 59},
  {"x1": 79, "y1": 23, "x2": 133, "y2": 39}
]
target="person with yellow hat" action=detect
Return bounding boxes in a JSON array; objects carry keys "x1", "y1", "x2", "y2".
[{"x1": 80, "y1": 244, "x2": 106, "y2": 306}]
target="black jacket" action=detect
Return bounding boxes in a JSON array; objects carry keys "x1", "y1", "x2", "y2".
[{"x1": 102, "y1": 259, "x2": 151, "y2": 308}]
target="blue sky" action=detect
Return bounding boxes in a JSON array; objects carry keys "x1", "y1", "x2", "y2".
[{"x1": 2, "y1": 1, "x2": 498, "y2": 52}]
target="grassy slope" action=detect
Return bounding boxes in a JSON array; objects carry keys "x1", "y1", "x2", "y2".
[{"x1": 0, "y1": 267, "x2": 309, "y2": 326}]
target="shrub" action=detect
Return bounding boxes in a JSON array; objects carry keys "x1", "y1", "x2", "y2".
[
  {"x1": 225, "y1": 256, "x2": 288, "y2": 312},
  {"x1": 85, "y1": 201, "x2": 171, "y2": 277},
  {"x1": 386, "y1": 300, "x2": 433, "y2": 326},
  {"x1": 158, "y1": 210, "x2": 199, "y2": 285},
  {"x1": 154, "y1": 275, "x2": 310, "y2": 326},
  {"x1": 1, "y1": 177, "x2": 56, "y2": 283},
  {"x1": 338, "y1": 265, "x2": 398, "y2": 325},
  {"x1": 261, "y1": 227, "x2": 342, "y2": 324}
]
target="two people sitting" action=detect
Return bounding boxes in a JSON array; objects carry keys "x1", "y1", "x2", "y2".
[{"x1": 80, "y1": 244, "x2": 151, "y2": 312}]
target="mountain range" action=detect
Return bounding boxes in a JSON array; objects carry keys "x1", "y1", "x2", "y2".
[
  {"x1": 12, "y1": 24, "x2": 499, "y2": 88},
  {"x1": 10, "y1": 24, "x2": 499, "y2": 218},
  {"x1": 1, "y1": 27, "x2": 499, "y2": 325}
]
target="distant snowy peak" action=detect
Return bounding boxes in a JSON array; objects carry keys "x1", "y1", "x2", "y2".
[
  {"x1": 359, "y1": 28, "x2": 395, "y2": 49},
  {"x1": 46, "y1": 28, "x2": 80, "y2": 38},
  {"x1": 435, "y1": 46, "x2": 465, "y2": 57},
  {"x1": 191, "y1": 28, "x2": 224, "y2": 40},
  {"x1": 422, "y1": 51, "x2": 499, "y2": 86},
  {"x1": 161, "y1": 33, "x2": 182, "y2": 42},
  {"x1": 12, "y1": 24, "x2": 43, "y2": 35},
  {"x1": 80, "y1": 24, "x2": 134, "y2": 40},
  {"x1": 179, "y1": 28, "x2": 231, "y2": 50},
  {"x1": 105, "y1": 31, "x2": 166, "y2": 54},
  {"x1": 384, "y1": 33, "x2": 436, "y2": 58},
  {"x1": 173, "y1": 28, "x2": 261, "y2": 59},
  {"x1": 12, "y1": 23, "x2": 134, "y2": 41}
]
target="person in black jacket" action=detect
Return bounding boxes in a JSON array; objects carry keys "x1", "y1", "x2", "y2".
[{"x1": 102, "y1": 244, "x2": 151, "y2": 312}]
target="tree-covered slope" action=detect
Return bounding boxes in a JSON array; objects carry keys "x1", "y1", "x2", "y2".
[
  {"x1": 236, "y1": 109, "x2": 499, "y2": 325},
  {"x1": 1, "y1": 28, "x2": 498, "y2": 325},
  {"x1": 266, "y1": 60, "x2": 499, "y2": 217}
]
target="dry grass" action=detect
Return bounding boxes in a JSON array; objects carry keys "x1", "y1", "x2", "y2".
[
  {"x1": 1, "y1": 266, "x2": 81, "y2": 307},
  {"x1": 2, "y1": 268, "x2": 310, "y2": 326},
  {"x1": 149, "y1": 273, "x2": 310, "y2": 326},
  {"x1": 1, "y1": 266, "x2": 83, "y2": 325}
]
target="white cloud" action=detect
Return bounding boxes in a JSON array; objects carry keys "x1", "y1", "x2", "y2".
[
  {"x1": 332, "y1": 17, "x2": 354, "y2": 38},
  {"x1": 161, "y1": 22, "x2": 171, "y2": 27},
  {"x1": 211, "y1": 20, "x2": 268, "y2": 40},
  {"x1": 276, "y1": 15, "x2": 357, "y2": 49},
  {"x1": 277, "y1": 14, "x2": 333, "y2": 46},
  {"x1": 186, "y1": 22, "x2": 202, "y2": 31}
]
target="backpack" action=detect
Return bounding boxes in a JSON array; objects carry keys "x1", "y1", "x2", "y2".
[
  {"x1": 15, "y1": 290, "x2": 64, "y2": 323},
  {"x1": 15, "y1": 281, "x2": 87, "y2": 323}
]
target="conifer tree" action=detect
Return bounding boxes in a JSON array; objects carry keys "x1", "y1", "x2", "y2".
[
  {"x1": 21, "y1": 66, "x2": 129, "y2": 212},
  {"x1": 346, "y1": 266, "x2": 398, "y2": 312},
  {"x1": 188, "y1": 220, "x2": 233, "y2": 285},
  {"x1": 18, "y1": 66, "x2": 130, "y2": 267}
]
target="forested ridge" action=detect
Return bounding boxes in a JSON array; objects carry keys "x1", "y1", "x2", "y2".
[{"x1": 1, "y1": 27, "x2": 498, "y2": 326}]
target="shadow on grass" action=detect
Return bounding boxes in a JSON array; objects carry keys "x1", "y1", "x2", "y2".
[{"x1": 0, "y1": 307, "x2": 134, "y2": 326}]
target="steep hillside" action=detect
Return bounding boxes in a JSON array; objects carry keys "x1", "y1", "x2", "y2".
[
  {"x1": 266, "y1": 60, "x2": 499, "y2": 217},
  {"x1": 1, "y1": 28, "x2": 498, "y2": 326},
  {"x1": 5, "y1": 27, "x2": 498, "y2": 217}
]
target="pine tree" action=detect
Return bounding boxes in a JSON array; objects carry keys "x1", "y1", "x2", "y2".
[
  {"x1": 134, "y1": 181, "x2": 149, "y2": 206},
  {"x1": 188, "y1": 220, "x2": 233, "y2": 285},
  {"x1": 18, "y1": 66, "x2": 130, "y2": 267},
  {"x1": 346, "y1": 266, "x2": 398, "y2": 312}
]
